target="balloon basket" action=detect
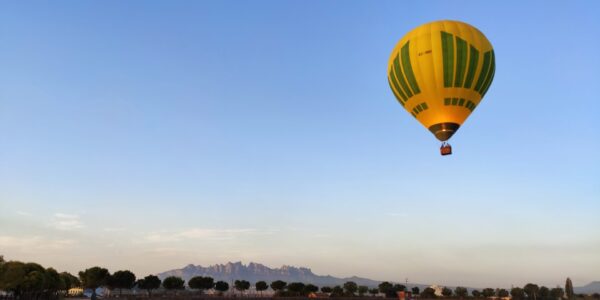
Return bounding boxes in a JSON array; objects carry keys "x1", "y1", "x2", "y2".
[{"x1": 440, "y1": 143, "x2": 452, "y2": 156}]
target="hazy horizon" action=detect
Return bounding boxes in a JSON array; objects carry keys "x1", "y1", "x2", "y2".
[{"x1": 1, "y1": 0, "x2": 599, "y2": 289}]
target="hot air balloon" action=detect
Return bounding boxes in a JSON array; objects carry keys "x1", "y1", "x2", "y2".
[{"x1": 387, "y1": 20, "x2": 495, "y2": 155}]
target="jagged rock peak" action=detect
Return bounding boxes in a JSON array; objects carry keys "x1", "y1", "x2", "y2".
[{"x1": 156, "y1": 261, "x2": 382, "y2": 288}]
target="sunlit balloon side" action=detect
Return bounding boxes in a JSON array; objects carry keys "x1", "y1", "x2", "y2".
[{"x1": 387, "y1": 20, "x2": 495, "y2": 155}]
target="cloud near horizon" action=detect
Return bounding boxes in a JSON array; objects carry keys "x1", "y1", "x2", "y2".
[
  {"x1": 50, "y1": 213, "x2": 85, "y2": 231},
  {"x1": 143, "y1": 228, "x2": 270, "y2": 243}
]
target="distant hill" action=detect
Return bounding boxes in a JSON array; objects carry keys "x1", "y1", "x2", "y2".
[
  {"x1": 157, "y1": 261, "x2": 384, "y2": 287},
  {"x1": 575, "y1": 281, "x2": 600, "y2": 294},
  {"x1": 158, "y1": 262, "x2": 600, "y2": 293}
]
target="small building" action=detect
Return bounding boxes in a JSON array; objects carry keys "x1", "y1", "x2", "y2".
[
  {"x1": 308, "y1": 292, "x2": 330, "y2": 298},
  {"x1": 428, "y1": 285, "x2": 444, "y2": 297},
  {"x1": 68, "y1": 287, "x2": 83, "y2": 296}
]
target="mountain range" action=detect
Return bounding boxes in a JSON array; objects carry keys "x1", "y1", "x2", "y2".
[
  {"x1": 575, "y1": 281, "x2": 600, "y2": 294},
  {"x1": 157, "y1": 262, "x2": 600, "y2": 293},
  {"x1": 157, "y1": 261, "x2": 384, "y2": 288}
]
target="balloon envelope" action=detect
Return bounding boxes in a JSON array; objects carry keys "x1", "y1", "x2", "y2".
[{"x1": 387, "y1": 20, "x2": 495, "y2": 141}]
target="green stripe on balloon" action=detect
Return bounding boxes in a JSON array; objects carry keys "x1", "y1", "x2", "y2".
[
  {"x1": 388, "y1": 70, "x2": 407, "y2": 103},
  {"x1": 480, "y1": 51, "x2": 496, "y2": 96},
  {"x1": 454, "y1": 37, "x2": 468, "y2": 87},
  {"x1": 463, "y1": 45, "x2": 479, "y2": 88},
  {"x1": 401, "y1": 42, "x2": 421, "y2": 94},
  {"x1": 393, "y1": 55, "x2": 413, "y2": 98},
  {"x1": 441, "y1": 31, "x2": 455, "y2": 88},
  {"x1": 474, "y1": 51, "x2": 492, "y2": 94}
]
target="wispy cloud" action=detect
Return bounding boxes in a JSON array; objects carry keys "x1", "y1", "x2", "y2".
[
  {"x1": 143, "y1": 228, "x2": 261, "y2": 243},
  {"x1": 51, "y1": 213, "x2": 85, "y2": 231},
  {"x1": 0, "y1": 235, "x2": 75, "y2": 251},
  {"x1": 16, "y1": 211, "x2": 32, "y2": 217}
]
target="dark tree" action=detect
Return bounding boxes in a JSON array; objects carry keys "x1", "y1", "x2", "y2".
[
  {"x1": 539, "y1": 286, "x2": 549, "y2": 300},
  {"x1": 421, "y1": 287, "x2": 437, "y2": 298},
  {"x1": 344, "y1": 281, "x2": 358, "y2": 296},
  {"x1": 331, "y1": 286, "x2": 344, "y2": 297},
  {"x1": 472, "y1": 290, "x2": 481, "y2": 298},
  {"x1": 379, "y1": 282, "x2": 393, "y2": 296},
  {"x1": 137, "y1": 275, "x2": 161, "y2": 297},
  {"x1": 511, "y1": 288, "x2": 526, "y2": 300},
  {"x1": 23, "y1": 270, "x2": 45, "y2": 292},
  {"x1": 379, "y1": 282, "x2": 405, "y2": 298},
  {"x1": 189, "y1": 276, "x2": 204, "y2": 291},
  {"x1": 200, "y1": 276, "x2": 215, "y2": 290},
  {"x1": 163, "y1": 276, "x2": 185, "y2": 294},
  {"x1": 321, "y1": 286, "x2": 333, "y2": 293},
  {"x1": 565, "y1": 278, "x2": 574, "y2": 300},
  {"x1": 19, "y1": 263, "x2": 46, "y2": 293},
  {"x1": 442, "y1": 287, "x2": 452, "y2": 297},
  {"x1": 498, "y1": 289, "x2": 509, "y2": 297},
  {"x1": 44, "y1": 268, "x2": 62, "y2": 291},
  {"x1": 271, "y1": 280, "x2": 287, "y2": 293},
  {"x1": 189, "y1": 276, "x2": 214, "y2": 293},
  {"x1": 256, "y1": 281, "x2": 269, "y2": 295},
  {"x1": 234, "y1": 280, "x2": 250, "y2": 294},
  {"x1": 109, "y1": 270, "x2": 136, "y2": 296},
  {"x1": 455, "y1": 287, "x2": 468, "y2": 298},
  {"x1": 358, "y1": 285, "x2": 369, "y2": 296},
  {"x1": 591, "y1": 293, "x2": 599, "y2": 300},
  {"x1": 524, "y1": 284, "x2": 540, "y2": 300},
  {"x1": 370, "y1": 288, "x2": 380, "y2": 296},
  {"x1": 305, "y1": 284, "x2": 319, "y2": 294},
  {"x1": 78, "y1": 266, "x2": 109, "y2": 290},
  {"x1": 59, "y1": 272, "x2": 80, "y2": 290},
  {"x1": 482, "y1": 288, "x2": 496, "y2": 298},
  {"x1": 383, "y1": 284, "x2": 407, "y2": 298},
  {"x1": 0, "y1": 260, "x2": 27, "y2": 296},
  {"x1": 394, "y1": 284, "x2": 407, "y2": 293},
  {"x1": 79, "y1": 266, "x2": 110, "y2": 291},
  {"x1": 550, "y1": 288, "x2": 564, "y2": 300},
  {"x1": 215, "y1": 281, "x2": 229, "y2": 294},
  {"x1": 106, "y1": 274, "x2": 117, "y2": 293},
  {"x1": 412, "y1": 287, "x2": 420, "y2": 295},
  {"x1": 288, "y1": 282, "x2": 306, "y2": 295}
]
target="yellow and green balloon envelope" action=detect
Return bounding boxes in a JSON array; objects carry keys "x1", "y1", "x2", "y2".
[{"x1": 387, "y1": 20, "x2": 495, "y2": 153}]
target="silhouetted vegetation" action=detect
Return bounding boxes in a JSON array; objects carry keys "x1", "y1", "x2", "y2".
[
  {"x1": 455, "y1": 287, "x2": 468, "y2": 298},
  {"x1": 566, "y1": 278, "x2": 575, "y2": 300},
  {"x1": 0, "y1": 255, "x2": 596, "y2": 299},
  {"x1": 0, "y1": 259, "x2": 78, "y2": 300},
  {"x1": 378, "y1": 282, "x2": 407, "y2": 298},
  {"x1": 256, "y1": 281, "x2": 269, "y2": 295},
  {"x1": 137, "y1": 274, "x2": 161, "y2": 297},
  {"x1": 235, "y1": 279, "x2": 251, "y2": 294},
  {"x1": 411, "y1": 287, "x2": 420, "y2": 295},
  {"x1": 421, "y1": 287, "x2": 437, "y2": 298},
  {"x1": 189, "y1": 276, "x2": 215, "y2": 294},
  {"x1": 163, "y1": 276, "x2": 185, "y2": 295},
  {"x1": 215, "y1": 280, "x2": 229, "y2": 294},
  {"x1": 107, "y1": 270, "x2": 136, "y2": 296},
  {"x1": 271, "y1": 280, "x2": 288, "y2": 294}
]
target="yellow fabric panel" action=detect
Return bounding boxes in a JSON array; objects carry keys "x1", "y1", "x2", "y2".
[{"x1": 387, "y1": 20, "x2": 494, "y2": 137}]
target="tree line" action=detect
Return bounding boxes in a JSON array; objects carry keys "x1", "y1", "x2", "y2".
[{"x1": 1, "y1": 256, "x2": 599, "y2": 299}]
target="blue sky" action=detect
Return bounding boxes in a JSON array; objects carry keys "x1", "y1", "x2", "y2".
[{"x1": 1, "y1": 1, "x2": 599, "y2": 288}]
